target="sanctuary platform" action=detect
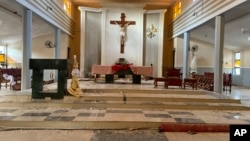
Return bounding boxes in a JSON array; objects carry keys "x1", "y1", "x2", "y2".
[{"x1": 0, "y1": 79, "x2": 250, "y2": 141}]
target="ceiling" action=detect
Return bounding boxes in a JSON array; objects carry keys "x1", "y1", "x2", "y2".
[
  {"x1": 71, "y1": 0, "x2": 176, "y2": 9},
  {"x1": 0, "y1": 0, "x2": 54, "y2": 45},
  {"x1": 190, "y1": 0, "x2": 250, "y2": 51},
  {"x1": 0, "y1": 0, "x2": 250, "y2": 51}
]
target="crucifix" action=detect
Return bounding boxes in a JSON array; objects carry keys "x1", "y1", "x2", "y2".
[{"x1": 110, "y1": 13, "x2": 136, "y2": 54}]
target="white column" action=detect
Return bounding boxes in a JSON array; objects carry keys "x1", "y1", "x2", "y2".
[
  {"x1": 79, "y1": 9, "x2": 86, "y2": 77},
  {"x1": 101, "y1": 9, "x2": 107, "y2": 65},
  {"x1": 54, "y1": 28, "x2": 61, "y2": 59},
  {"x1": 79, "y1": 7, "x2": 103, "y2": 77},
  {"x1": 137, "y1": 10, "x2": 145, "y2": 66},
  {"x1": 21, "y1": 9, "x2": 32, "y2": 90},
  {"x1": 54, "y1": 28, "x2": 61, "y2": 81},
  {"x1": 157, "y1": 10, "x2": 166, "y2": 77},
  {"x1": 182, "y1": 32, "x2": 189, "y2": 79},
  {"x1": 214, "y1": 16, "x2": 224, "y2": 93}
]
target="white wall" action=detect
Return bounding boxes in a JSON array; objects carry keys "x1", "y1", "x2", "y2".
[
  {"x1": 175, "y1": 37, "x2": 233, "y2": 73},
  {"x1": 175, "y1": 37, "x2": 215, "y2": 68},
  {"x1": 79, "y1": 5, "x2": 165, "y2": 77},
  {"x1": 7, "y1": 32, "x2": 68, "y2": 79},
  {"x1": 103, "y1": 4, "x2": 144, "y2": 65},
  {"x1": 242, "y1": 49, "x2": 250, "y2": 68}
]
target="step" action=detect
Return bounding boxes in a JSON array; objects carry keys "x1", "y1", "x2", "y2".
[
  {"x1": 82, "y1": 88, "x2": 206, "y2": 95},
  {"x1": 0, "y1": 91, "x2": 241, "y2": 105},
  {"x1": 0, "y1": 99, "x2": 248, "y2": 111},
  {"x1": 0, "y1": 120, "x2": 161, "y2": 130}
]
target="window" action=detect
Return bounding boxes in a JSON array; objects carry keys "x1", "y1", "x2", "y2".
[
  {"x1": 173, "y1": 0, "x2": 182, "y2": 19},
  {"x1": 0, "y1": 45, "x2": 6, "y2": 64},
  {"x1": 64, "y1": 0, "x2": 71, "y2": 16},
  {"x1": 0, "y1": 45, "x2": 6, "y2": 54},
  {"x1": 234, "y1": 52, "x2": 241, "y2": 75}
]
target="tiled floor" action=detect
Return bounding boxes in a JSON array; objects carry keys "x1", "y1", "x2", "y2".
[{"x1": 0, "y1": 79, "x2": 249, "y2": 141}]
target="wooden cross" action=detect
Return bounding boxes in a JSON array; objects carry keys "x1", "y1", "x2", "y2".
[{"x1": 110, "y1": 13, "x2": 136, "y2": 54}]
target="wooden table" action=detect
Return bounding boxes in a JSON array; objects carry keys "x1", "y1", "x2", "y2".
[{"x1": 92, "y1": 65, "x2": 153, "y2": 84}]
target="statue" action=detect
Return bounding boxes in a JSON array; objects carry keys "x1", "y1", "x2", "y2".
[
  {"x1": 110, "y1": 13, "x2": 136, "y2": 53},
  {"x1": 114, "y1": 21, "x2": 131, "y2": 46},
  {"x1": 190, "y1": 55, "x2": 197, "y2": 74},
  {"x1": 68, "y1": 55, "x2": 82, "y2": 97}
]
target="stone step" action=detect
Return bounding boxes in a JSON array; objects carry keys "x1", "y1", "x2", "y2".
[
  {"x1": 0, "y1": 93, "x2": 240, "y2": 104},
  {"x1": 82, "y1": 88, "x2": 206, "y2": 95},
  {"x1": 0, "y1": 120, "x2": 161, "y2": 130},
  {"x1": 0, "y1": 100, "x2": 248, "y2": 111},
  {"x1": 0, "y1": 121, "x2": 231, "y2": 131},
  {"x1": 65, "y1": 96, "x2": 240, "y2": 104}
]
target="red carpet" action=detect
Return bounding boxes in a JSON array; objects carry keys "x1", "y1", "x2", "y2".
[{"x1": 159, "y1": 123, "x2": 229, "y2": 132}]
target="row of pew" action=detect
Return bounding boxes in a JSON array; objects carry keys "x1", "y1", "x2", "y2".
[{"x1": 193, "y1": 72, "x2": 232, "y2": 92}]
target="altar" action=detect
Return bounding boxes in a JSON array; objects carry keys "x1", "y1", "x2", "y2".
[{"x1": 91, "y1": 65, "x2": 153, "y2": 84}]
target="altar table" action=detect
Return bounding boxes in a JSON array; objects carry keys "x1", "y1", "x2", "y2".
[{"x1": 92, "y1": 65, "x2": 153, "y2": 84}]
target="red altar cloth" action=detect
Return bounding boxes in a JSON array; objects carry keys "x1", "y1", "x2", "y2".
[
  {"x1": 92, "y1": 65, "x2": 153, "y2": 77},
  {"x1": 111, "y1": 64, "x2": 132, "y2": 72},
  {"x1": 91, "y1": 65, "x2": 114, "y2": 75},
  {"x1": 130, "y1": 66, "x2": 153, "y2": 76}
]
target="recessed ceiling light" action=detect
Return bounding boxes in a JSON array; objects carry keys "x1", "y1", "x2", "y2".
[{"x1": 248, "y1": 37, "x2": 250, "y2": 41}]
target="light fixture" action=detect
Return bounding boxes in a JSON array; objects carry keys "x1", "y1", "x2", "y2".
[
  {"x1": 0, "y1": 20, "x2": 2, "y2": 26},
  {"x1": 146, "y1": 24, "x2": 157, "y2": 38}
]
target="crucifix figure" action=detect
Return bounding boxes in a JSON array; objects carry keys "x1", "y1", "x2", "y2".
[{"x1": 110, "y1": 13, "x2": 136, "y2": 53}]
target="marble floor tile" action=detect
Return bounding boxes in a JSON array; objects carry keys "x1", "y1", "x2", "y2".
[
  {"x1": 44, "y1": 116, "x2": 75, "y2": 121},
  {"x1": 0, "y1": 116, "x2": 17, "y2": 120},
  {"x1": 144, "y1": 113, "x2": 172, "y2": 118},
  {"x1": 22, "y1": 112, "x2": 51, "y2": 116},
  {"x1": 174, "y1": 118, "x2": 205, "y2": 123},
  {"x1": 77, "y1": 113, "x2": 105, "y2": 117},
  {"x1": 13, "y1": 116, "x2": 46, "y2": 121},
  {"x1": 106, "y1": 109, "x2": 142, "y2": 114},
  {"x1": 167, "y1": 111, "x2": 194, "y2": 115}
]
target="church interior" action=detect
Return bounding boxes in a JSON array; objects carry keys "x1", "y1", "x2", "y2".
[{"x1": 0, "y1": 0, "x2": 250, "y2": 140}]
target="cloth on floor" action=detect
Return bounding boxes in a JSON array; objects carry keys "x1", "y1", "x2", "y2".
[{"x1": 3, "y1": 73, "x2": 16, "y2": 85}]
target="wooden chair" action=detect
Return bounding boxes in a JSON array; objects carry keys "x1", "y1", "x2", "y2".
[
  {"x1": 223, "y1": 73, "x2": 232, "y2": 93},
  {"x1": 166, "y1": 68, "x2": 182, "y2": 78},
  {"x1": 164, "y1": 68, "x2": 182, "y2": 88},
  {"x1": 154, "y1": 68, "x2": 182, "y2": 88}
]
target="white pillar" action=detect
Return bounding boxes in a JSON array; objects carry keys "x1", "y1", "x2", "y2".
[
  {"x1": 79, "y1": 8, "x2": 86, "y2": 77},
  {"x1": 157, "y1": 10, "x2": 166, "y2": 77},
  {"x1": 79, "y1": 7, "x2": 103, "y2": 77},
  {"x1": 54, "y1": 28, "x2": 61, "y2": 81},
  {"x1": 54, "y1": 28, "x2": 61, "y2": 58},
  {"x1": 101, "y1": 9, "x2": 107, "y2": 65},
  {"x1": 214, "y1": 16, "x2": 224, "y2": 93},
  {"x1": 182, "y1": 32, "x2": 189, "y2": 79},
  {"x1": 21, "y1": 9, "x2": 32, "y2": 90}
]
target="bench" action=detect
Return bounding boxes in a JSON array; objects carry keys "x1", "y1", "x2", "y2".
[
  {"x1": 154, "y1": 77, "x2": 167, "y2": 88},
  {"x1": 183, "y1": 78, "x2": 198, "y2": 89}
]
